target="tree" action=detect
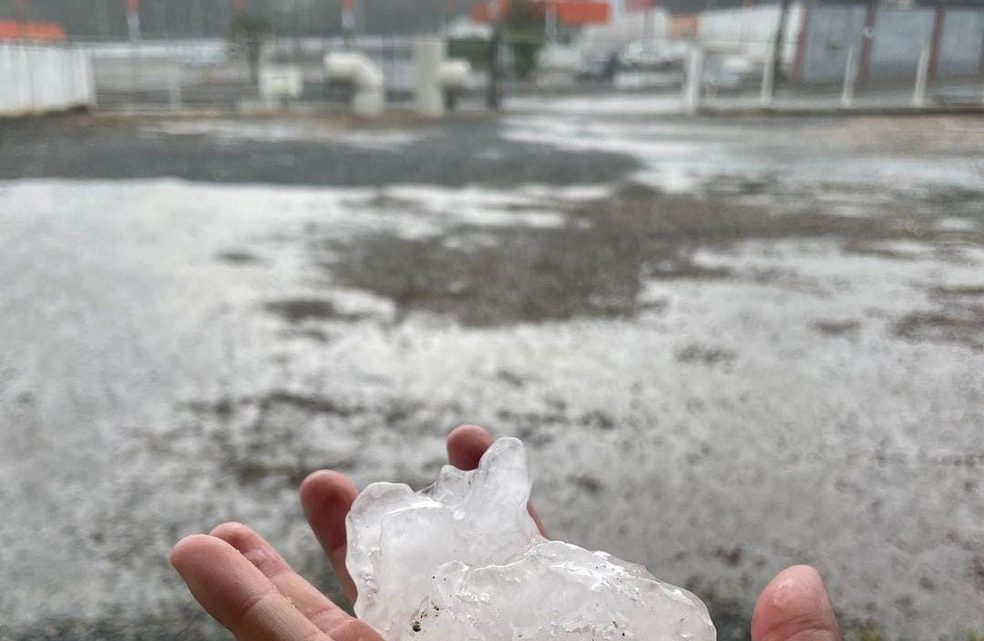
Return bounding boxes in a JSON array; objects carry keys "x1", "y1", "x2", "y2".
[
  {"x1": 504, "y1": 0, "x2": 544, "y2": 80},
  {"x1": 228, "y1": 13, "x2": 271, "y2": 83}
]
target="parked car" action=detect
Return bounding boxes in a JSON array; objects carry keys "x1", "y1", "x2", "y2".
[
  {"x1": 576, "y1": 50, "x2": 620, "y2": 82},
  {"x1": 620, "y1": 39, "x2": 690, "y2": 72},
  {"x1": 701, "y1": 53, "x2": 758, "y2": 93}
]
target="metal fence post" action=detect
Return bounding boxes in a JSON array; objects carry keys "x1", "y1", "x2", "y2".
[
  {"x1": 914, "y1": 45, "x2": 930, "y2": 107},
  {"x1": 684, "y1": 47, "x2": 704, "y2": 115},
  {"x1": 761, "y1": 40, "x2": 776, "y2": 106},
  {"x1": 841, "y1": 46, "x2": 857, "y2": 107}
]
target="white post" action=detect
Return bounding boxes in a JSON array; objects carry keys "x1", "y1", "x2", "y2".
[
  {"x1": 414, "y1": 37, "x2": 445, "y2": 117},
  {"x1": 59, "y1": 48, "x2": 73, "y2": 111},
  {"x1": 841, "y1": 46, "x2": 857, "y2": 107},
  {"x1": 684, "y1": 47, "x2": 704, "y2": 115},
  {"x1": 168, "y1": 65, "x2": 182, "y2": 111},
  {"x1": 24, "y1": 46, "x2": 36, "y2": 113},
  {"x1": 914, "y1": 44, "x2": 930, "y2": 107},
  {"x1": 761, "y1": 40, "x2": 776, "y2": 105},
  {"x1": 84, "y1": 51, "x2": 97, "y2": 108}
]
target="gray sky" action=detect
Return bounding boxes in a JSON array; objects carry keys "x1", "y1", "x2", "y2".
[{"x1": 0, "y1": 0, "x2": 488, "y2": 39}]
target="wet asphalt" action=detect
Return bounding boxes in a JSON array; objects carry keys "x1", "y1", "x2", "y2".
[{"x1": 1, "y1": 106, "x2": 983, "y2": 641}]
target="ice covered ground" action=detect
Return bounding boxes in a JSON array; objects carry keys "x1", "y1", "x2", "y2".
[{"x1": 1, "y1": 108, "x2": 983, "y2": 641}]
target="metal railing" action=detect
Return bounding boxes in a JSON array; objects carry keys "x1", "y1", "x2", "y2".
[
  {"x1": 555, "y1": 33, "x2": 983, "y2": 113},
  {"x1": 77, "y1": 35, "x2": 423, "y2": 111},
  {"x1": 7, "y1": 30, "x2": 978, "y2": 115}
]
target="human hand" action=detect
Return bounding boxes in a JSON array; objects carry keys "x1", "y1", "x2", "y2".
[{"x1": 171, "y1": 425, "x2": 842, "y2": 641}]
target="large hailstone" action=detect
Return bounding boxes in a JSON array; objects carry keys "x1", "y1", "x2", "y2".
[{"x1": 346, "y1": 438, "x2": 716, "y2": 641}]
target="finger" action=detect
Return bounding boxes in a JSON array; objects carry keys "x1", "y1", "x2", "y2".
[
  {"x1": 210, "y1": 521, "x2": 379, "y2": 641},
  {"x1": 751, "y1": 565, "x2": 842, "y2": 641},
  {"x1": 447, "y1": 424, "x2": 494, "y2": 469},
  {"x1": 170, "y1": 534, "x2": 330, "y2": 641},
  {"x1": 446, "y1": 424, "x2": 548, "y2": 536},
  {"x1": 300, "y1": 470, "x2": 359, "y2": 604}
]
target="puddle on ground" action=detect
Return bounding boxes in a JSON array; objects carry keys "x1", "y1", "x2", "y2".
[
  {"x1": 894, "y1": 285, "x2": 984, "y2": 351},
  {"x1": 313, "y1": 185, "x2": 981, "y2": 327}
]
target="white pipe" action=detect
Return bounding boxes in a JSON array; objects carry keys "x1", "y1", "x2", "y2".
[
  {"x1": 260, "y1": 64, "x2": 304, "y2": 103},
  {"x1": 439, "y1": 59, "x2": 470, "y2": 89},
  {"x1": 324, "y1": 51, "x2": 384, "y2": 118},
  {"x1": 439, "y1": 58, "x2": 470, "y2": 112}
]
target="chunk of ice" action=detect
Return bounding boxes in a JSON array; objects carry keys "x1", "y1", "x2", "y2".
[{"x1": 346, "y1": 438, "x2": 716, "y2": 641}]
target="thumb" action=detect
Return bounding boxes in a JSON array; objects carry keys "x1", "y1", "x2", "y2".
[
  {"x1": 751, "y1": 565, "x2": 842, "y2": 641},
  {"x1": 331, "y1": 619, "x2": 387, "y2": 641}
]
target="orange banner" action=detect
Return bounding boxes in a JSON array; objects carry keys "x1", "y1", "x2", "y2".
[
  {"x1": 472, "y1": 0, "x2": 609, "y2": 25},
  {"x1": 0, "y1": 19, "x2": 67, "y2": 41}
]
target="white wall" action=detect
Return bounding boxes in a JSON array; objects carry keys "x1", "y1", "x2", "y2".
[
  {"x1": 578, "y1": 9, "x2": 671, "y2": 59},
  {"x1": 936, "y1": 9, "x2": 984, "y2": 77},
  {"x1": 869, "y1": 7, "x2": 935, "y2": 78},
  {"x1": 798, "y1": 3, "x2": 983, "y2": 83},
  {"x1": 697, "y1": 4, "x2": 804, "y2": 63},
  {"x1": 0, "y1": 43, "x2": 96, "y2": 116},
  {"x1": 799, "y1": 4, "x2": 868, "y2": 82}
]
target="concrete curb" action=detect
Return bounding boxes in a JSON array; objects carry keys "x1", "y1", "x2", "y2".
[{"x1": 698, "y1": 104, "x2": 984, "y2": 117}]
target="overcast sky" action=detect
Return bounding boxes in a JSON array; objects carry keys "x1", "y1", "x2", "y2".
[{"x1": 0, "y1": 0, "x2": 489, "y2": 39}]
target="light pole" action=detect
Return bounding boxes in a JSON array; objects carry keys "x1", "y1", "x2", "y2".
[
  {"x1": 445, "y1": 0, "x2": 458, "y2": 32},
  {"x1": 126, "y1": 0, "x2": 141, "y2": 41},
  {"x1": 342, "y1": 0, "x2": 356, "y2": 47},
  {"x1": 770, "y1": 0, "x2": 790, "y2": 88},
  {"x1": 96, "y1": 0, "x2": 110, "y2": 39},
  {"x1": 14, "y1": 0, "x2": 27, "y2": 39},
  {"x1": 546, "y1": 0, "x2": 557, "y2": 42},
  {"x1": 486, "y1": 0, "x2": 503, "y2": 110}
]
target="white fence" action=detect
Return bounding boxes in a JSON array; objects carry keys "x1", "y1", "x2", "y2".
[{"x1": 0, "y1": 43, "x2": 96, "y2": 116}]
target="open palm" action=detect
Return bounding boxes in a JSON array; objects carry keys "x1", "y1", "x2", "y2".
[{"x1": 171, "y1": 425, "x2": 842, "y2": 641}]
